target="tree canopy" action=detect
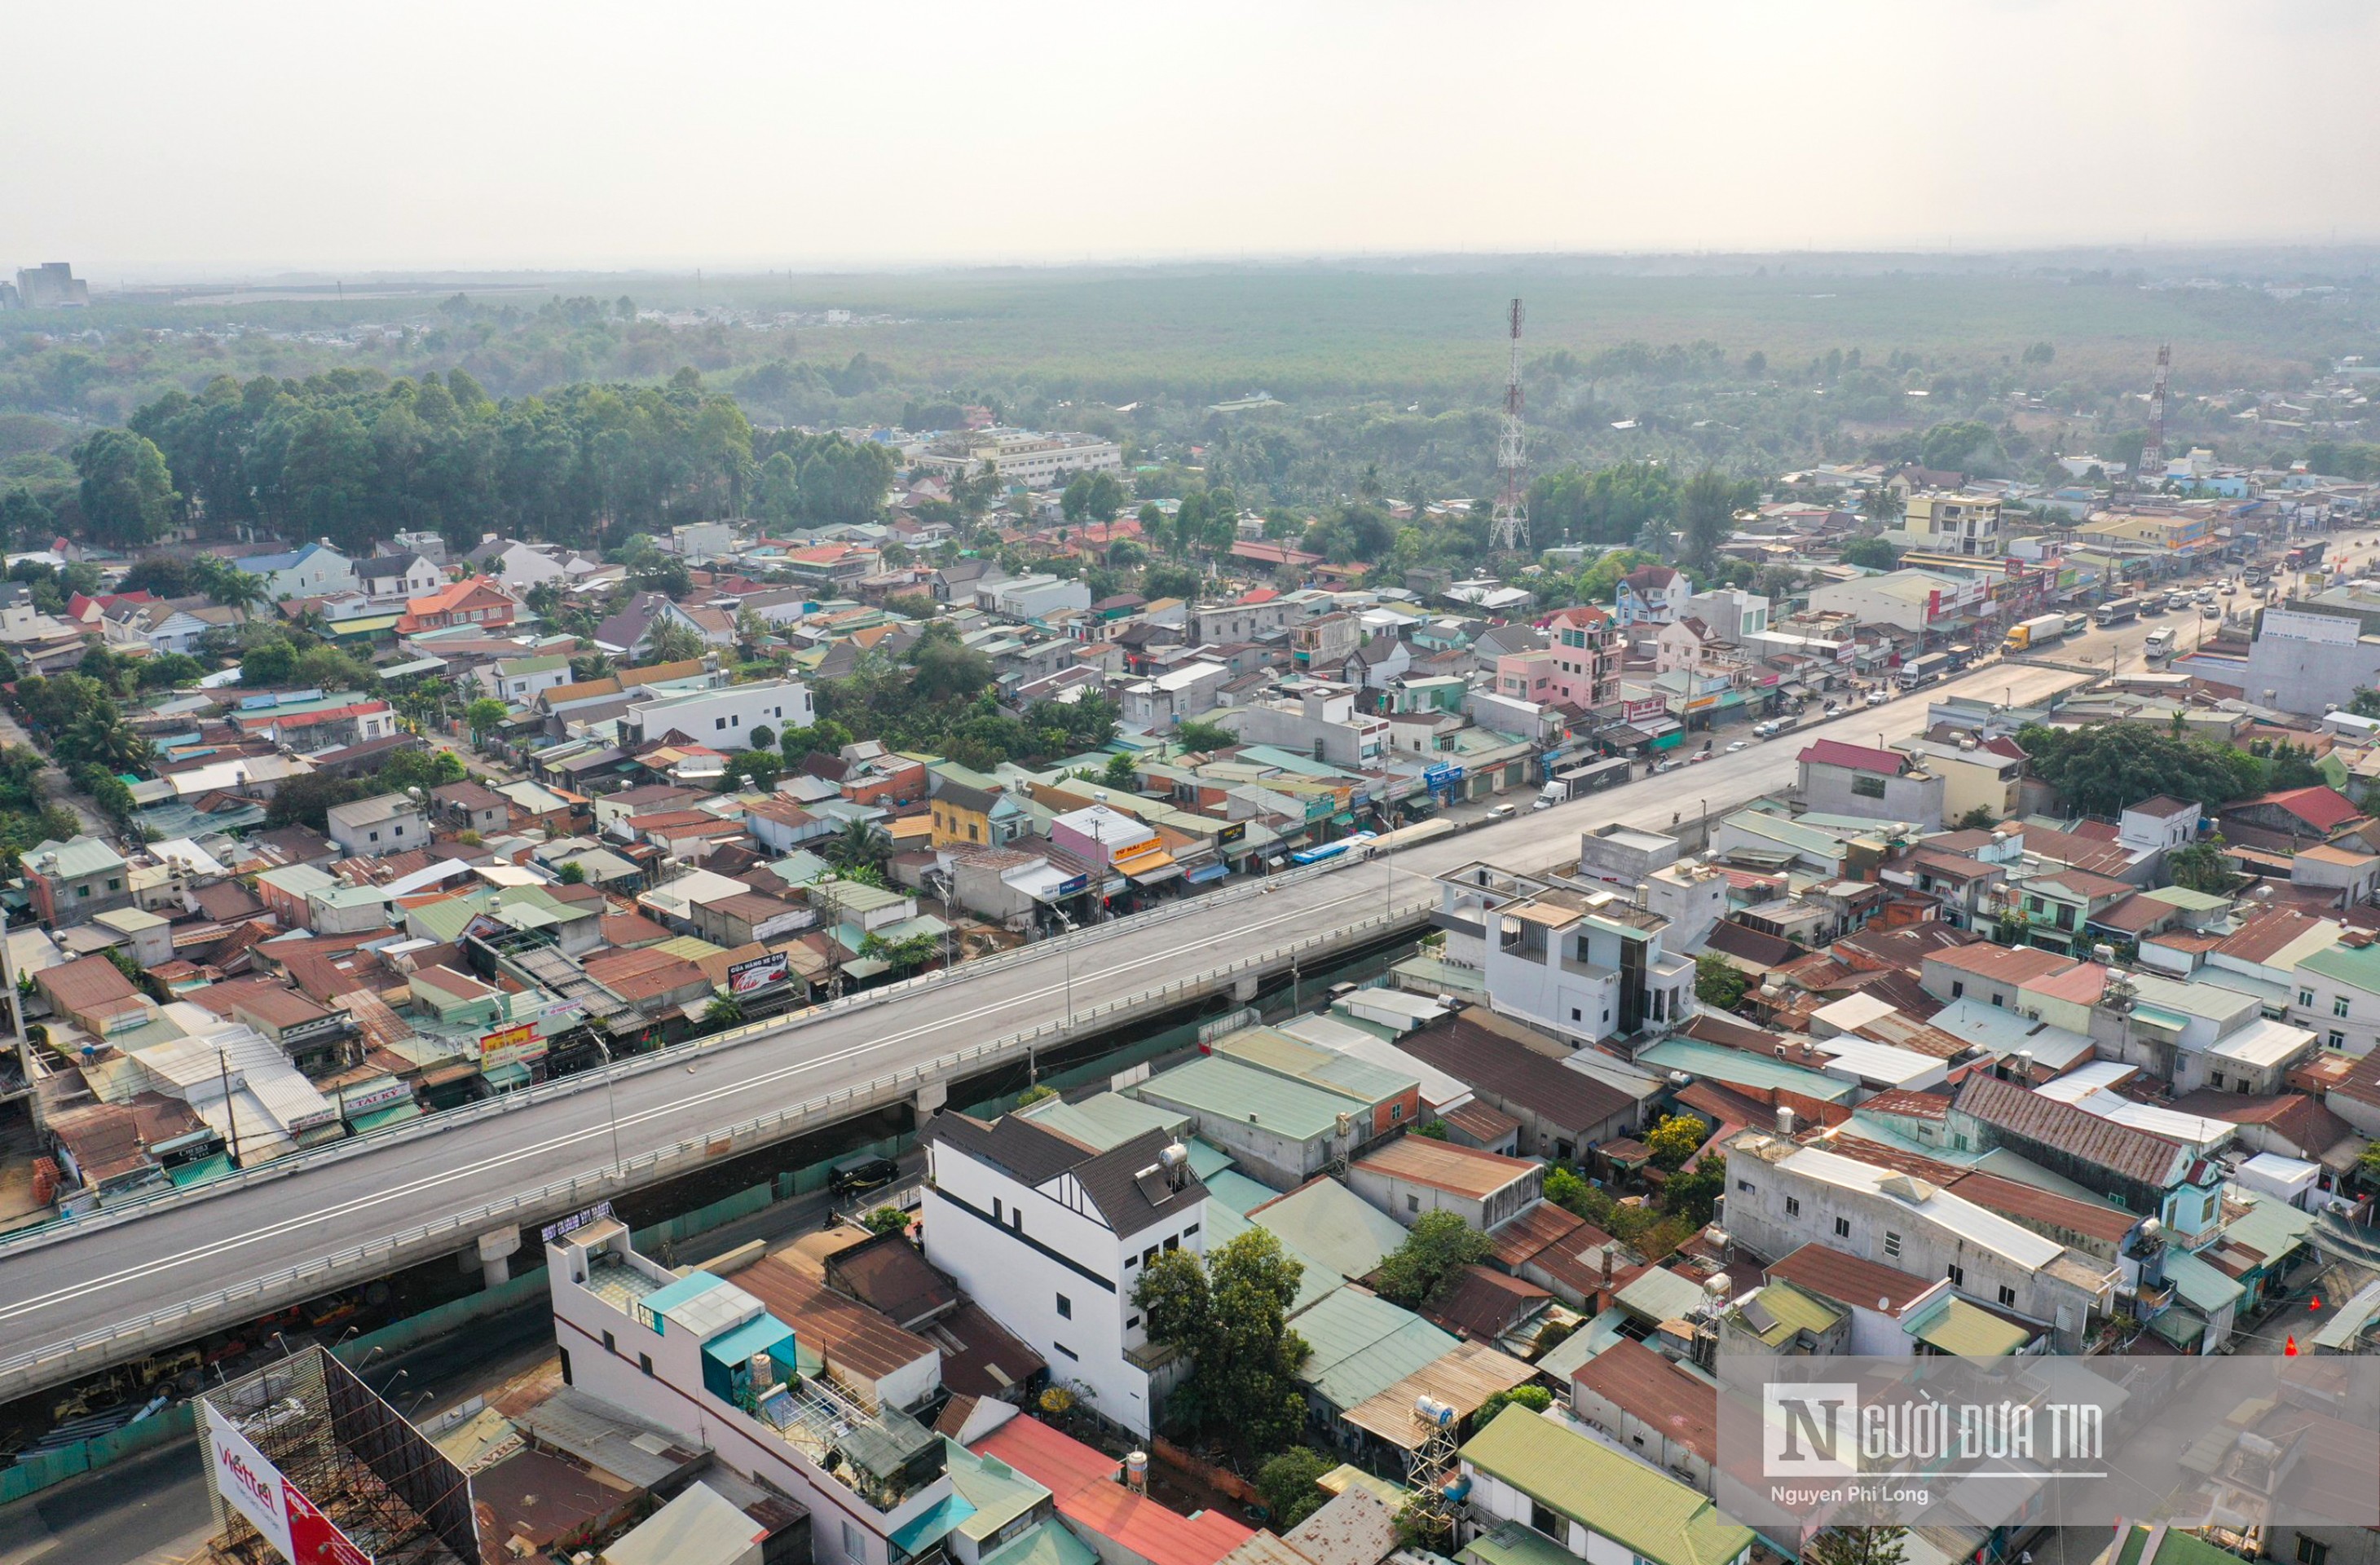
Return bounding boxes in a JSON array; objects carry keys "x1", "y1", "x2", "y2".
[
  {"x1": 1131, "y1": 1229, "x2": 1309, "y2": 1456},
  {"x1": 1373, "y1": 1210, "x2": 1493, "y2": 1308},
  {"x1": 2016, "y1": 722, "x2": 2266, "y2": 816}
]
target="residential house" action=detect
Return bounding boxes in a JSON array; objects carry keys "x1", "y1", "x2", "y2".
[
  {"x1": 1543, "y1": 605, "x2": 1620, "y2": 708},
  {"x1": 1796, "y1": 739, "x2": 1946, "y2": 830},
  {"x1": 1347, "y1": 1136, "x2": 1542, "y2": 1232},
  {"x1": 324, "y1": 792, "x2": 429, "y2": 858},
  {"x1": 476, "y1": 654, "x2": 575, "y2": 706},
  {"x1": 24, "y1": 836, "x2": 131, "y2": 925},
  {"x1": 1902, "y1": 492, "x2": 2003, "y2": 556},
  {"x1": 1457, "y1": 1406, "x2": 1752, "y2": 1565},
  {"x1": 354, "y1": 552, "x2": 445, "y2": 602},
  {"x1": 1474, "y1": 878, "x2": 1695, "y2": 1047},
  {"x1": 237, "y1": 541, "x2": 356, "y2": 601},
  {"x1": 1614, "y1": 564, "x2": 1692, "y2": 628},
  {"x1": 396, "y1": 576, "x2": 516, "y2": 634},
  {"x1": 931, "y1": 781, "x2": 1029, "y2": 850},
  {"x1": 620, "y1": 680, "x2": 814, "y2": 750},
  {"x1": 921, "y1": 1113, "x2": 1208, "y2": 1438},
  {"x1": 1396, "y1": 1009, "x2": 1641, "y2": 1162}
]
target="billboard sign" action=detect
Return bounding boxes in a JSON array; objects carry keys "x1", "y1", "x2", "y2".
[
  {"x1": 726, "y1": 951, "x2": 791, "y2": 995},
  {"x1": 206, "y1": 1403, "x2": 372, "y2": 1565},
  {"x1": 478, "y1": 1021, "x2": 536, "y2": 1059},
  {"x1": 540, "y1": 1200, "x2": 615, "y2": 1245},
  {"x1": 1215, "y1": 821, "x2": 1246, "y2": 847}
]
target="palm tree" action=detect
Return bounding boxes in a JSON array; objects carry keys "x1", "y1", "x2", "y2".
[{"x1": 644, "y1": 618, "x2": 706, "y2": 666}]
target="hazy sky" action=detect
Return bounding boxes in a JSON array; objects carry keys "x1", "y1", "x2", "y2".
[{"x1": 11, "y1": 0, "x2": 2379, "y2": 278}]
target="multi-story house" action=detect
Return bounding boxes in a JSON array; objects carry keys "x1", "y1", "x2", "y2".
[
  {"x1": 1902, "y1": 492, "x2": 2003, "y2": 556},
  {"x1": 1614, "y1": 563, "x2": 1692, "y2": 628},
  {"x1": 1479, "y1": 875, "x2": 1693, "y2": 1047},
  {"x1": 1543, "y1": 604, "x2": 1620, "y2": 708},
  {"x1": 24, "y1": 836, "x2": 131, "y2": 925},
  {"x1": 395, "y1": 575, "x2": 516, "y2": 634},
  {"x1": 619, "y1": 679, "x2": 814, "y2": 749},
  {"x1": 545, "y1": 1219, "x2": 965, "y2": 1565},
  {"x1": 236, "y1": 541, "x2": 356, "y2": 601},
  {"x1": 1723, "y1": 1132, "x2": 2118, "y2": 1350},
  {"x1": 324, "y1": 792, "x2": 428, "y2": 858},
  {"x1": 921, "y1": 1113, "x2": 1207, "y2": 1437},
  {"x1": 2291, "y1": 937, "x2": 2380, "y2": 1056},
  {"x1": 353, "y1": 552, "x2": 446, "y2": 602},
  {"x1": 1682, "y1": 586, "x2": 1770, "y2": 644},
  {"x1": 1795, "y1": 738, "x2": 1946, "y2": 830},
  {"x1": 1291, "y1": 612, "x2": 1360, "y2": 672}
]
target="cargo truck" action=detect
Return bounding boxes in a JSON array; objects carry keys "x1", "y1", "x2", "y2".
[
  {"x1": 1897, "y1": 651, "x2": 1955, "y2": 690},
  {"x1": 2003, "y1": 613, "x2": 2068, "y2": 655}
]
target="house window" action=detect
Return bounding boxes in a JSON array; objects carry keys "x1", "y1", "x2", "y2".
[
  {"x1": 602, "y1": 1330, "x2": 616, "y2": 1355},
  {"x1": 106, "y1": 878, "x2": 120, "y2": 892},
  {"x1": 1056, "y1": 1294, "x2": 1072, "y2": 1320},
  {"x1": 1884, "y1": 1232, "x2": 1902, "y2": 1258},
  {"x1": 1391, "y1": 1104, "x2": 1404, "y2": 1122},
  {"x1": 1851, "y1": 774, "x2": 1887, "y2": 800},
  {"x1": 369, "y1": 831, "x2": 380, "y2": 842},
  {"x1": 640, "y1": 1353, "x2": 654, "y2": 1378},
  {"x1": 2337, "y1": 996, "x2": 2352, "y2": 1017},
  {"x1": 1785, "y1": 1197, "x2": 1800, "y2": 1217},
  {"x1": 716, "y1": 717, "x2": 728, "y2": 730},
  {"x1": 1834, "y1": 1216, "x2": 1852, "y2": 1238},
  {"x1": 1009, "y1": 1210, "x2": 1022, "y2": 1234},
  {"x1": 1571, "y1": 1007, "x2": 1582, "y2": 1021},
  {"x1": 1054, "y1": 1342, "x2": 1077, "y2": 1360},
  {"x1": 2331, "y1": 1031, "x2": 2347, "y2": 1050},
  {"x1": 1126, "y1": 1316, "x2": 1140, "y2": 1331},
  {"x1": 2299, "y1": 990, "x2": 2316, "y2": 1007},
  {"x1": 992, "y1": 1197, "x2": 1002, "y2": 1223},
  {"x1": 1183, "y1": 1223, "x2": 1199, "y2": 1237},
  {"x1": 75, "y1": 884, "x2": 88, "y2": 898},
  {"x1": 1946, "y1": 1263, "x2": 1964, "y2": 1286},
  {"x1": 2297, "y1": 1536, "x2": 2329, "y2": 1565},
  {"x1": 1950, "y1": 980, "x2": 1964, "y2": 999},
  {"x1": 2210, "y1": 1072, "x2": 2225, "y2": 1089},
  {"x1": 1999, "y1": 1285, "x2": 2017, "y2": 1307},
  {"x1": 1736, "y1": 1179, "x2": 1753, "y2": 1193},
  {"x1": 1408, "y1": 1195, "x2": 1421, "y2": 1214}
]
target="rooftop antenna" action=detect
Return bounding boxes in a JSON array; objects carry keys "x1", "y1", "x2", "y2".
[{"x1": 1488, "y1": 298, "x2": 1529, "y2": 553}]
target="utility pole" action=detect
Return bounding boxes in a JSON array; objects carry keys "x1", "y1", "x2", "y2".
[
  {"x1": 1488, "y1": 299, "x2": 1529, "y2": 553},
  {"x1": 217, "y1": 1041, "x2": 242, "y2": 1169}
]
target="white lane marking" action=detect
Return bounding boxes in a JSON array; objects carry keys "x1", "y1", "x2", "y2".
[
  {"x1": 2, "y1": 649, "x2": 2098, "y2": 1325},
  {"x1": 0, "y1": 880, "x2": 1384, "y2": 1322}
]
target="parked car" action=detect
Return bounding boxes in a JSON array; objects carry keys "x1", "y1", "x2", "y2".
[{"x1": 830, "y1": 1154, "x2": 900, "y2": 1200}]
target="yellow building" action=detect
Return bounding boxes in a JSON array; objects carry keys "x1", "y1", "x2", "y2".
[
  {"x1": 1902, "y1": 492, "x2": 2002, "y2": 556},
  {"x1": 2075, "y1": 509, "x2": 2212, "y2": 553},
  {"x1": 930, "y1": 778, "x2": 1027, "y2": 849}
]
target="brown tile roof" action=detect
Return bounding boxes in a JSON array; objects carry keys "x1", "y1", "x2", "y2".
[
  {"x1": 1944, "y1": 1170, "x2": 2138, "y2": 1245},
  {"x1": 1485, "y1": 1200, "x2": 1584, "y2": 1268},
  {"x1": 187, "y1": 976, "x2": 334, "y2": 1030},
  {"x1": 2165, "y1": 1090, "x2": 2351, "y2": 1153},
  {"x1": 2091, "y1": 893, "x2": 2173, "y2": 935},
  {"x1": 1397, "y1": 1011, "x2": 1635, "y2": 1135},
  {"x1": 1954, "y1": 1072, "x2": 2186, "y2": 1187},
  {"x1": 1570, "y1": 1338, "x2": 1720, "y2": 1464},
  {"x1": 1351, "y1": 1135, "x2": 1540, "y2": 1200},
  {"x1": 824, "y1": 1230, "x2": 959, "y2": 1329},
  {"x1": 36, "y1": 955, "x2": 148, "y2": 1025},
  {"x1": 1834, "y1": 921, "x2": 1979, "y2": 972},
  {"x1": 580, "y1": 946, "x2": 708, "y2": 1003},
  {"x1": 1422, "y1": 1264, "x2": 1550, "y2": 1341},
  {"x1": 734, "y1": 1256, "x2": 937, "y2": 1386},
  {"x1": 931, "y1": 1301, "x2": 1047, "y2": 1400},
  {"x1": 2023, "y1": 961, "x2": 2109, "y2": 1007},
  {"x1": 1765, "y1": 1241, "x2": 1936, "y2": 1315},
  {"x1": 1857, "y1": 1088, "x2": 1950, "y2": 1120}
]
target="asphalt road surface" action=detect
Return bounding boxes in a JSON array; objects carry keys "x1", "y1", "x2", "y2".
[{"x1": 0, "y1": 623, "x2": 2150, "y2": 1377}]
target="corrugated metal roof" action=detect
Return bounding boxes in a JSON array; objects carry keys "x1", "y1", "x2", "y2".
[
  {"x1": 1955, "y1": 1073, "x2": 2187, "y2": 1187},
  {"x1": 1340, "y1": 1342, "x2": 1536, "y2": 1451},
  {"x1": 1292, "y1": 1287, "x2": 1457, "y2": 1412},
  {"x1": 1205, "y1": 1205, "x2": 1338, "y2": 1317},
  {"x1": 1134, "y1": 1055, "x2": 1352, "y2": 1140},
  {"x1": 1908, "y1": 1297, "x2": 2032, "y2": 1356},
  {"x1": 1249, "y1": 1178, "x2": 1419, "y2": 1282},
  {"x1": 1458, "y1": 1407, "x2": 1753, "y2": 1565}
]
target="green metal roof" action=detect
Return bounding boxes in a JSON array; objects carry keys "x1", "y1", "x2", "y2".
[
  {"x1": 2298, "y1": 937, "x2": 2380, "y2": 992},
  {"x1": 1734, "y1": 1281, "x2": 1843, "y2": 1347},
  {"x1": 1200, "y1": 1169, "x2": 1280, "y2": 1216},
  {"x1": 1634, "y1": 1038, "x2": 1856, "y2": 1102},
  {"x1": 1292, "y1": 1286, "x2": 1457, "y2": 1412},
  {"x1": 2162, "y1": 1247, "x2": 2246, "y2": 1316},
  {"x1": 981, "y1": 1520, "x2": 1100, "y2": 1565},
  {"x1": 1907, "y1": 1297, "x2": 2031, "y2": 1357},
  {"x1": 2222, "y1": 1188, "x2": 2315, "y2": 1272},
  {"x1": 1205, "y1": 1205, "x2": 1340, "y2": 1317},
  {"x1": 1465, "y1": 1523, "x2": 1581, "y2": 1565},
  {"x1": 1019, "y1": 1091, "x2": 1186, "y2": 1152},
  {"x1": 25, "y1": 836, "x2": 126, "y2": 879},
  {"x1": 1460, "y1": 1406, "x2": 1754, "y2": 1565},
  {"x1": 1132, "y1": 1055, "x2": 1355, "y2": 1140},
  {"x1": 944, "y1": 1440, "x2": 1047, "y2": 1542},
  {"x1": 1248, "y1": 1177, "x2": 1412, "y2": 1284}
]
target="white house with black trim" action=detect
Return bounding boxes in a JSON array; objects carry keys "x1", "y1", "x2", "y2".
[{"x1": 920, "y1": 1113, "x2": 1205, "y2": 1436}]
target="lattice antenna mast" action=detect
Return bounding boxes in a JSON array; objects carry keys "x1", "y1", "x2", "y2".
[
  {"x1": 2137, "y1": 342, "x2": 2171, "y2": 487},
  {"x1": 1488, "y1": 298, "x2": 1529, "y2": 552}
]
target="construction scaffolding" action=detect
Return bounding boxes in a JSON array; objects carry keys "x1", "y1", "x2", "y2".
[{"x1": 197, "y1": 1346, "x2": 477, "y2": 1565}]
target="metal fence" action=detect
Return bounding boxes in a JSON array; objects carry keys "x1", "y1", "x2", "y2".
[
  {"x1": 0, "y1": 893, "x2": 1432, "y2": 1403},
  {"x1": 0, "y1": 853, "x2": 1397, "y2": 1262}
]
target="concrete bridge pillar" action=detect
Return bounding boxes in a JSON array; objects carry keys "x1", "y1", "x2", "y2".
[
  {"x1": 915, "y1": 1078, "x2": 948, "y2": 1118},
  {"x1": 1233, "y1": 975, "x2": 1259, "y2": 1003},
  {"x1": 476, "y1": 1227, "x2": 522, "y2": 1289}
]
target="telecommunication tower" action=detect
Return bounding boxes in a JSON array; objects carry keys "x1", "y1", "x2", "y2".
[
  {"x1": 1488, "y1": 298, "x2": 1529, "y2": 553},
  {"x1": 2136, "y1": 342, "x2": 2171, "y2": 487}
]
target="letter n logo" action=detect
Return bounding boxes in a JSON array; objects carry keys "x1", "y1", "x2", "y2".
[{"x1": 1764, "y1": 1382, "x2": 1857, "y2": 1478}]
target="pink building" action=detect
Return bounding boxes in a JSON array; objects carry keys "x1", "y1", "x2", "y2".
[{"x1": 1542, "y1": 605, "x2": 1620, "y2": 708}]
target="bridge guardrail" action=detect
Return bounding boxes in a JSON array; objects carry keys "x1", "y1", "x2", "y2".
[
  {"x1": 0, "y1": 893, "x2": 1432, "y2": 1398},
  {"x1": 0, "y1": 853, "x2": 1381, "y2": 1260}
]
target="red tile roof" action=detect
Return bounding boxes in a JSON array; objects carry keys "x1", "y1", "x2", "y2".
[
  {"x1": 1571, "y1": 1338, "x2": 1720, "y2": 1463},
  {"x1": 2246, "y1": 786, "x2": 2363, "y2": 833},
  {"x1": 975, "y1": 1417, "x2": 1251, "y2": 1565},
  {"x1": 1798, "y1": 738, "x2": 1904, "y2": 776}
]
